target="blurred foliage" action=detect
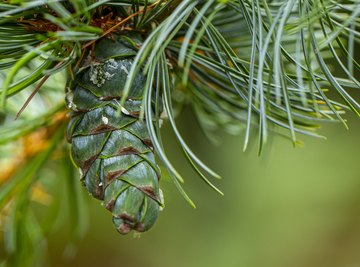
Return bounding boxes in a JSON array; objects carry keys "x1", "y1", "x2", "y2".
[{"x1": 0, "y1": 71, "x2": 88, "y2": 266}]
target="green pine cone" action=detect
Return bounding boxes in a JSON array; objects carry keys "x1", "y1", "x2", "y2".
[{"x1": 66, "y1": 34, "x2": 162, "y2": 234}]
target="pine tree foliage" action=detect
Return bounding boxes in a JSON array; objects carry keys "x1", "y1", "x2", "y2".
[{"x1": 0, "y1": 0, "x2": 359, "y2": 265}]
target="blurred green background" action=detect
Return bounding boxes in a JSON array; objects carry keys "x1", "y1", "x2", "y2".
[{"x1": 47, "y1": 112, "x2": 360, "y2": 267}]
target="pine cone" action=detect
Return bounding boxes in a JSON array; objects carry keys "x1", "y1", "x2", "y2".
[{"x1": 66, "y1": 34, "x2": 162, "y2": 234}]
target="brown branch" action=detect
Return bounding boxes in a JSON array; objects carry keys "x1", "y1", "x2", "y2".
[
  {"x1": 15, "y1": 75, "x2": 50, "y2": 120},
  {"x1": 82, "y1": 0, "x2": 161, "y2": 49}
]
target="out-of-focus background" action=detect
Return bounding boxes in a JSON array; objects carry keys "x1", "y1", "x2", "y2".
[{"x1": 47, "y1": 111, "x2": 360, "y2": 267}]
